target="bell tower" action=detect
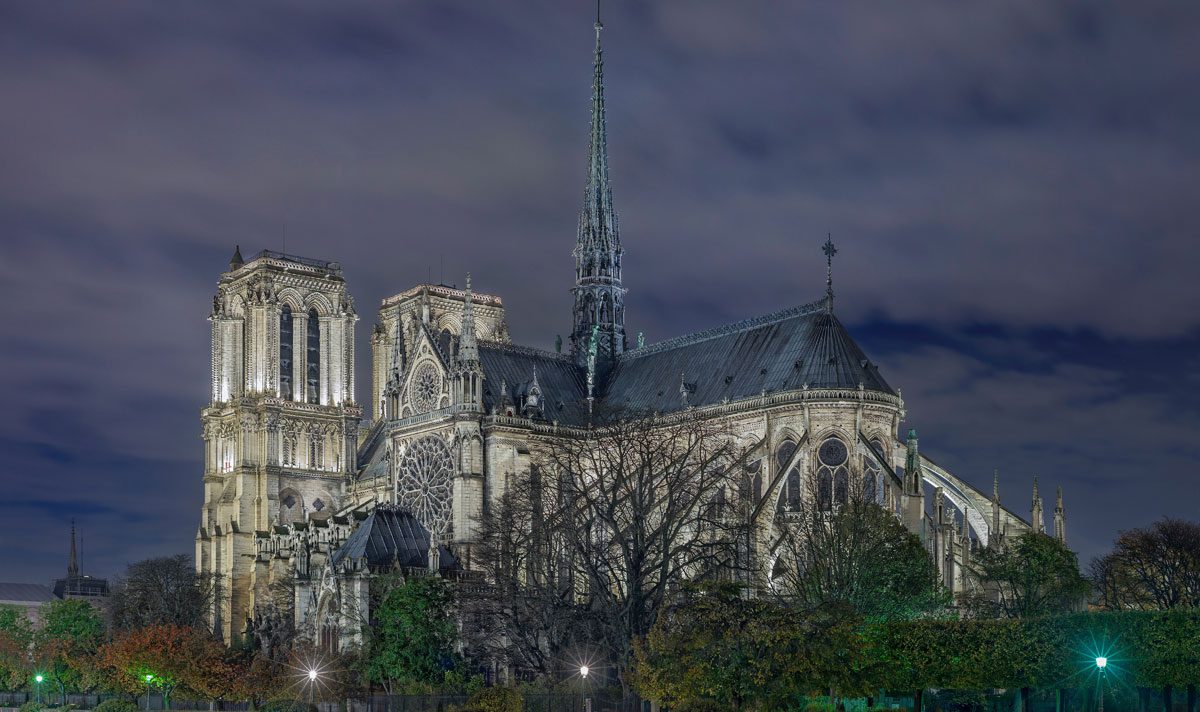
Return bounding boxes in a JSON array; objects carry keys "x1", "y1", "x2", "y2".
[{"x1": 197, "y1": 248, "x2": 360, "y2": 643}]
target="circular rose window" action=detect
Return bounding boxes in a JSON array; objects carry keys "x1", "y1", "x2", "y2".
[
  {"x1": 409, "y1": 363, "x2": 440, "y2": 413},
  {"x1": 396, "y1": 435, "x2": 454, "y2": 536}
]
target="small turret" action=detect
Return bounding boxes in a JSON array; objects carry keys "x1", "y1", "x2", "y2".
[
  {"x1": 1031, "y1": 476, "x2": 1045, "y2": 534},
  {"x1": 453, "y1": 275, "x2": 483, "y2": 411},
  {"x1": 990, "y1": 469, "x2": 1003, "y2": 550},
  {"x1": 229, "y1": 245, "x2": 244, "y2": 271},
  {"x1": 1053, "y1": 486, "x2": 1066, "y2": 543},
  {"x1": 900, "y1": 428, "x2": 926, "y2": 539}
]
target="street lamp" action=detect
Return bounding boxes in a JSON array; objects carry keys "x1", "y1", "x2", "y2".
[
  {"x1": 307, "y1": 669, "x2": 319, "y2": 706},
  {"x1": 579, "y1": 666, "x2": 591, "y2": 712},
  {"x1": 144, "y1": 674, "x2": 154, "y2": 712},
  {"x1": 34, "y1": 675, "x2": 43, "y2": 705},
  {"x1": 1095, "y1": 657, "x2": 1108, "y2": 712}
]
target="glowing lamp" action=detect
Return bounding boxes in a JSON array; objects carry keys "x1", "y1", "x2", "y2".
[
  {"x1": 308, "y1": 669, "x2": 318, "y2": 681},
  {"x1": 145, "y1": 674, "x2": 153, "y2": 682},
  {"x1": 35, "y1": 675, "x2": 43, "y2": 683},
  {"x1": 580, "y1": 665, "x2": 589, "y2": 679},
  {"x1": 1095, "y1": 657, "x2": 1108, "y2": 669}
]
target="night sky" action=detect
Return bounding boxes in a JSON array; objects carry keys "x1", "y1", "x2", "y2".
[{"x1": 2, "y1": 2, "x2": 1198, "y2": 584}]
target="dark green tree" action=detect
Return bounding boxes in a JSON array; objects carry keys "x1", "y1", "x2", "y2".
[
  {"x1": 772, "y1": 475, "x2": 947, "y2": 620},
  {"x1": 634, "y1": 583, "x2": 868, "y2": 711},
  {"x1": 362, "y1": 576, "x2": 458, "y2": 693},
  {"x1": 0, "y1": 606, "x2": 32, "y2": 691},
  {"x1": 34, "y1": 599, "x2": 106, "y2": 698},
  {"x1": 965, "y1": 532, "x2": 1090, "y2": 618}
]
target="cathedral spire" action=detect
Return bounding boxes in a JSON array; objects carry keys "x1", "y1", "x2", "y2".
[
  {"x1": 68, "y1": 519, "x2": 79, "y2": 577},
  {"x1": 571, "y1": 5, "x2": 626, "y2": 368}
]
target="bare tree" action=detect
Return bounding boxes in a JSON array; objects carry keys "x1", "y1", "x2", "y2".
[
  {"x1": 465, "y1": 409, "x2": 754, "y2": 689},
  {"x1": 1091, "y1": 517, "x2": 1200, "y2": 610},
  {"x1": 108, "y1": 554, "x2": 217, "y2": 632}
]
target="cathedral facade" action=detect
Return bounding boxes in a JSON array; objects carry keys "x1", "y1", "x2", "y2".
[{"x1": 196, "y1": 17, "x2": 1063, "y2": 646}]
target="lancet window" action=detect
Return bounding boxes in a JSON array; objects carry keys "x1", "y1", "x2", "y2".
[
  {"x1": 306, "y1": 308, "x2": 320, "y2": 404},
  {"x1": 817, "y1": 437, "x2": 849, "y2": 512},
  {"x1": 279, "y1": 305, "x2": 293, "y2": 400}
]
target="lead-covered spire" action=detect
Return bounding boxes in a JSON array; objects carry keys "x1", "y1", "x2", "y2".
[{"x1": 571, "y1": 8, "x2": 626, "y2": 368}]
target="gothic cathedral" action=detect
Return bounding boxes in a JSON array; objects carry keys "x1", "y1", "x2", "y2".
[{"x1": 196, "y1": 15, "x2": 1063, "y2": 646}]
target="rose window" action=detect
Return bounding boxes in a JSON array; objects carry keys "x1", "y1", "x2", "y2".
[
  {"x1": 409, "y1": 363, "x2": 440, "y2": 413},
  {"x1": 396, "y1": 435, "x2": 454, "y2": 536}
]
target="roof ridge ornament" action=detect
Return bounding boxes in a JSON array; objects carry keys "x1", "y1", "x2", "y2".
[{"x1": 822, "y1": 234, "x2": 837, "y2": 313}]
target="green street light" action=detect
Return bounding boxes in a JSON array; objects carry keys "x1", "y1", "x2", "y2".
[
  {"x1": 1095, "y1": 657, "x2": 1107, "y2": 669},
  {"x1": 34, "y1": 674, "x2": 43, "y2": 705},
  {"x1": 144, "y1": 673, "x2": 154, "y2": 712}
]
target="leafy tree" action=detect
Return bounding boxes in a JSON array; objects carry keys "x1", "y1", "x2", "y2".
[
  {"x1": 362, "y1": 576, "x2": 458, "y2": 693},
  {"x1": 965, "y1": 532, "x2": 1090, "y2": 618},
  {"x1": 1091, "y1": 518, "x2": 1200, "y2": 611},
  {"x1": 33, "y1": 599, "x2": 105, "y2": 698},
  {"x1": 0, "y1": 606, "x2": 33, "y2": 691},
  {"x1": 772, "y1": 474, "x2": 947, "y2": 620},
  {"x1": 96, "y1": 624, "x2": 221, "y2": 707},
  {"x1": 108, "y1": 555, "x2": 215, "y2": 632}
]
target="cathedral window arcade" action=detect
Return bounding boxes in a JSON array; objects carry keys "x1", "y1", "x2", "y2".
[
  {"x1": 279, "y1": 305, "x2": 293, "y2": 400},
  {"x1": 307, "y1": 308, "x2": 320, "y2": 404}
]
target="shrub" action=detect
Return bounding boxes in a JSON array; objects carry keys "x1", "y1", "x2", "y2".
[
  {"x1": 94, "y1": 700, "x2": 139, "y2": 712},
  {"x1": 20, "y1": 702, "x2": 44, "y2": 712},
  {"x1": 454, "y1": 686, "x2": 522, "y2": 712},
  {"x1": 674, "y1": 699, "x2": 733, "y2": 712},
  {"x1": 258, "y1": 701, "x2": 317, "y2": 712}
]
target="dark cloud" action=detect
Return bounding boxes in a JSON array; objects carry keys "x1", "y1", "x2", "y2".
[{"x1": 1, "y1": 1, "x2": 1197, "y2": 581}]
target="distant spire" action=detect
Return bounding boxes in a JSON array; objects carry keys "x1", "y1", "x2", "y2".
[
  {"x1": 459, "y1": 274, "x2": 478, "y2": 363},
  {"x1": 229, "y1": 245, "x2": 244, "y2": 271},
  {"x1": 822, "y1": 235, "x2": 837, "y2": 312},
  {"x1": 68, "y1": 519, "x2": 79, "y2": 577}
]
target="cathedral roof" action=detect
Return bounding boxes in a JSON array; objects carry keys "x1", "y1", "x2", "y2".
[
  {"x1": 460, "y1": 299, "x2": 893, "y2": 425},
  {"x1": 603, "y1": 301, "x2": 895, "y2": 414},
  {"x1": 479, "y1": 343, "x2": 588, "y2": 422},
  {"x1": 329, "y1": 506, "x2": 458, "y2": 572}
]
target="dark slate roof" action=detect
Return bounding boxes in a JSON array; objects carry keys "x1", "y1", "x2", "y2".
[
  {"x1": 479, "y1": 342, "x2": 589, "y2": 423},
  {"x1": 0, "y1": 582, "x2": 58, "y2": 603},
  {"x1": 604, "y1": 302, "x2": 894, "y2": 414},
  {"x1": 329, "y1": 506, "x2": 458, "y2": 571}
]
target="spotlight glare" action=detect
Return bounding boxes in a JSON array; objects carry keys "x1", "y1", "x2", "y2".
[
  {"x1": 1095, "y1": 656, "x2": 1108, "y2": 669},
  {"x1": 580, "y1": 665, "x2": 589, "y2": 679},
  {"x1": 308, "y1": 669, "x2": 318, "y2": 681}
]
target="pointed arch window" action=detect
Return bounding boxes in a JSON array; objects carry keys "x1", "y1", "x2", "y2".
[
  {"x1": 817, "y1": 437, "x2": 848, "y2": 512},
  {"x1": 279, "y1": 305, "x2": 293, "y2": 400},
  {"x1": 307, "y1": 308, "x2": 320, "y2": 404}
]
